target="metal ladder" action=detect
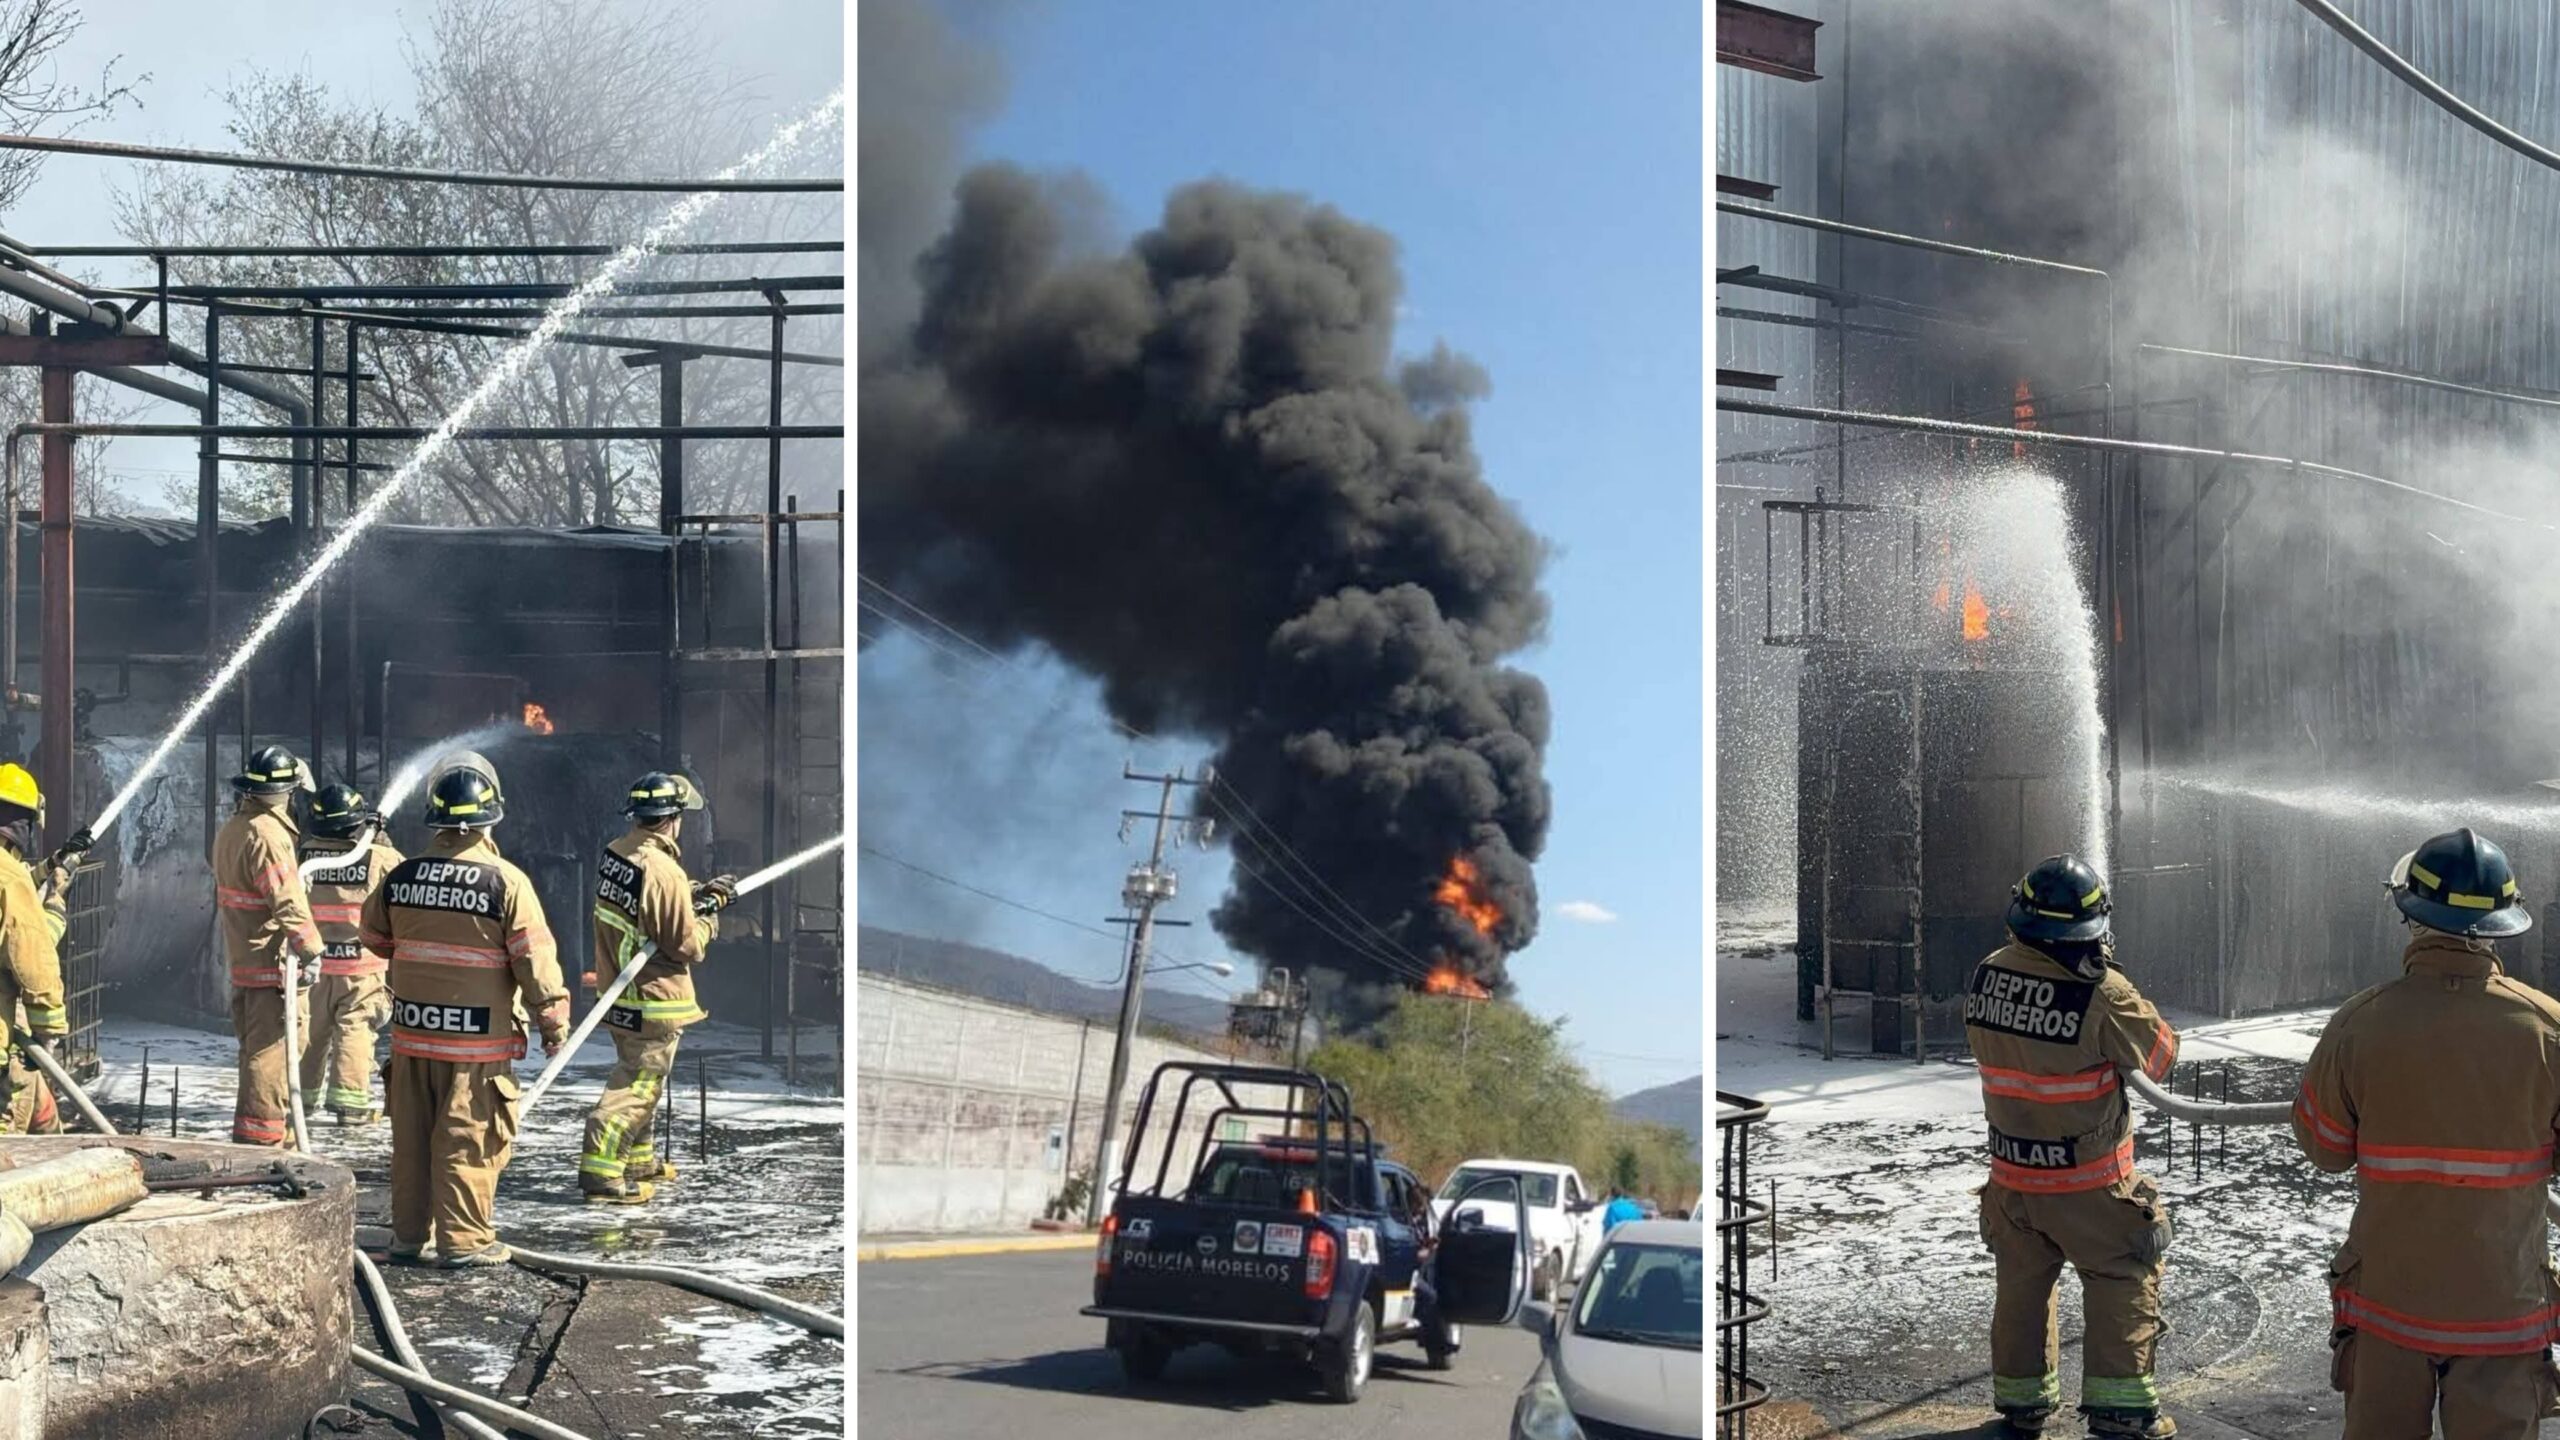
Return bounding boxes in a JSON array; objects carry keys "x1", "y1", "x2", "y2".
[{"x1": 1818, "y1": 668, "x2": 1927, "y2": 1062}]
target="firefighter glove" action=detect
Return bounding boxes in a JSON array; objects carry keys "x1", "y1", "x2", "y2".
[
  {"x1": 693, "y1": 876, "x2": 739, "y2": 914},
  {"x1": 19, "y1": 1033, "x2": 51, "y2": 1058}
]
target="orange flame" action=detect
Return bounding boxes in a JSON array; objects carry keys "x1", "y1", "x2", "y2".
[
  {"x1": 1434, "y1": 855, "x2": 1503, "y2": 937},
  {"x1": 1423, "y1": 964, "x2": 1491, "y2": 1000},
  {"x1": 1961, "y1": 583, "x2": 1990, "y2": 642},
  {"x1": 522, "y1": 702, "x2": 555, "y2": 735}
]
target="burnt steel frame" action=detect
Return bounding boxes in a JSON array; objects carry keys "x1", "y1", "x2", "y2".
[{"x1": 0, "y1": 228, "x2": 844, "y2": 1069}]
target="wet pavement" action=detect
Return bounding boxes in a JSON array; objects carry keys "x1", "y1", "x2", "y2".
[{"x1": 79, "y1": 1017, "x2": 845, "y2": 1438}]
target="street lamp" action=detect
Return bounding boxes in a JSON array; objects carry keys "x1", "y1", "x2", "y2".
[{"x1": 1147, "y1": 959, "x2": 1234, "y2": 980}]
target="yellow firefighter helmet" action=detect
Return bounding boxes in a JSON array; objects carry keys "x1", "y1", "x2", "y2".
[{"x1": 0, "y1": 764, "x2": 43, "y2": 826}]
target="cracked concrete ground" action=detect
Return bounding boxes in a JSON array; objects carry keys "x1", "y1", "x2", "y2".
[{"x1": 75, "y1": 1017, "x2": 844, "y2": 1438}]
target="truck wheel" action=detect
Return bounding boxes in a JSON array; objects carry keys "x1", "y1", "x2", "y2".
[
  {"x1": 1320, "y1": 1300, "x2": 1375, "y2": 1403},
  {"x1": 1114, "y1": 1327, "x2": 1171, "y2": 1384}
]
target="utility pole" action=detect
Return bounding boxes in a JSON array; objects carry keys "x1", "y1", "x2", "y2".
[{"x1": 1085, "y1": 762, "x2": 1211, "y2": 1225}]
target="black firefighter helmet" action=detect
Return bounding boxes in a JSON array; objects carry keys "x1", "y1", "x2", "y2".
[
  {"x1": 305, "y1": 783, "x2": 370, "y2": 840},
  {"x1": 2389, "y1": 828, "x2": 2531, "y2": 937},
  {"x1": 624, "y1": 771, "x2": 704, "y2": 821},
  {"x1": 2005, "y1": 855, "x2": 2113, "y2": 945},
  {"x1": 232, "y1": 744, "x2": 308, "y2": 796},
  {"x1": 425, "y1": 767, "x2": 504, "y2": 830}
]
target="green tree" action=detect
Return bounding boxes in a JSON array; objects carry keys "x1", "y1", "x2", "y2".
[{"x1": 1307, "y1": 993, "x2": 1701, "y2": 1210}]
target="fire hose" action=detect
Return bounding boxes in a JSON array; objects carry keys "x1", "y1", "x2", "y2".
[
  {"x1": 2123, "y1": 1068, "x2": 2560, "y2": 1228},
  {"x1": 504, "y1": 1243, "x2": 843, "y2": 1339},
  {"x1": 351, "y1": 1248, "x2": 541, "y2": 1440}
]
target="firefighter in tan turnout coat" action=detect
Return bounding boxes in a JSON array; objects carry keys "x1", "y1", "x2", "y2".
[
  {"x1": 2293, "y1": 828, "x2": 2560, "y2": 1437},
  {"x1": 213, "y1": 745, "x2": 323, "y2": 1148},
  {"x1": 578, "y1": 771, "x2": 734, "y2": 1204},
  {"x1": 1964, "y1": 855, "x2": 2180, "y2": 1440},
  {"x1": 360, "y1": 763, "x2": 568, "y2": 1266},
  {"x1": 297, "y1": 782, "x2": 400, "y2": 1125},
  {"x1": 0, "y1": 764, "x2": 69, "y2": 1134}
]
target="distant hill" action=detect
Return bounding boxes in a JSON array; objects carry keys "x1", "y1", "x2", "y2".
[
  {"x1": 1613, "y1": 1074, "x2": 1704, "y2": 1156},
  {"x1": 856, "y1": 925, "x2": 1234, "y2": 1039}
]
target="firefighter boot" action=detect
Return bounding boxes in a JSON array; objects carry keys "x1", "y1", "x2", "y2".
[
  {"x1": 1995, "y1": 1404, "x2": 2054, "y2": 1436},
  {"x1": 439, "y1": 1242, "x2": 513, "y2": 1269},
  {"x1": 581, "y1": 1174, "x2": 656, "y2": 1206},
  {"x1": 2083, "y1": 1409, "x2": 2176, "y2": 1440}
]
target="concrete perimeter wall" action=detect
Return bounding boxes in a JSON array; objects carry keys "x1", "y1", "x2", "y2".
[{"x1": 858, "y1": 973, "x2": 1291, "y2": 1235}]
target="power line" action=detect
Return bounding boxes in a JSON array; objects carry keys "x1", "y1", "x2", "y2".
[
  {"x1": 1197, "y1": 779, "x2": 1445, "y2": 979},
  {"x1": 855, "y1": 842, "x2": 1195, "y2": 982}
]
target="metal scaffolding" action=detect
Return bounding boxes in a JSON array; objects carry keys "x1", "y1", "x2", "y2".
[{"x1": 0, "y1": 221, "x2": 845, "y2": 1082}]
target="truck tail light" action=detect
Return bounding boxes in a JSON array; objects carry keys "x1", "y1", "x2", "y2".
[
  {"x1": 1096, "y1": 1213, "x2": 1118, "y2": 1278},
  {"x1": 1304, "y1": 1229, "x2": 1337, "y2": 1299}
]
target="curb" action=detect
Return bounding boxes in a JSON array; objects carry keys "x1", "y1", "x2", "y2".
[{"x1": 856, "y1": 1232, "x2": 1097, "y2": 1262}]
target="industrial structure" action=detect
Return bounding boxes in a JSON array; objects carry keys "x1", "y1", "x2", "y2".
[
  {"x1": 1719, "y1": 0, "x2": 2560, "y2": 1052},
  {"x1": 0, "y1": 232, "x2": 846, "y2": 1088}
]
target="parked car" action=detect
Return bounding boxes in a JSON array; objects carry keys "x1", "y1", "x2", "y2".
[
  {"x1": 1637, "y1": 1198, "x2": 1660, "y2": 1220},
  {"x1": 1510, "y1": 1218, "x2": 1704, "y2": 1440},
  {"x1": 1432, "y1": 1159, "x2": 1603, "y2": 1301},
  {"x1": 1083, "y1": 1062, "x2": 1531, "y2": 1404}
]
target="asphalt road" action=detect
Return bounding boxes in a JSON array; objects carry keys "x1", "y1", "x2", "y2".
[{"x1": 858, "y1": 1250, "x2": 1550, "y2": 1439}]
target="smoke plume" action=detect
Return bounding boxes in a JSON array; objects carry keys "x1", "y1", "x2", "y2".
[{"x1": 862, "y1": 164, "x2": 1553, "y2": 1006}]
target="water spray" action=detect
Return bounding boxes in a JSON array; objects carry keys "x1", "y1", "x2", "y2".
[
  {"x1": 516, "y1": 832, "x2": 843, "y2": 1119},
  {"x1": 72, "y1": 87, "x2": 845, "y2": 858}
]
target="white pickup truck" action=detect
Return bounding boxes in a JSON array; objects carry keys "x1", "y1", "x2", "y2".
[{"x1": 1430, "y1": 1159, "x2": 1604, "y2": 1302}]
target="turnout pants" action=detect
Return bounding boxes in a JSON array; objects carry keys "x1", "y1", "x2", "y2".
[
  {"x1": 581, "y1": 1026, "x2": 679, "y2": 1187},
  {"x1": 388, "y1": 1054, "x2": 520, "y2": 1257},
  {"x1": 299, "y1": 974, "x2": 388, "y2": 1115},
  {"x1": 2, "y1": 1057, "x2": 55, "y2": 1134},
  {"x1": 229, "y1": 986, "x2": 310, "y2": 1147},
  {"x1": 2338, "y1": 1331, "x2": 2559, "y2": 1439},
  {"x1": 1980, "y1": 1173, "x2": 2171, "y2": 1414}
]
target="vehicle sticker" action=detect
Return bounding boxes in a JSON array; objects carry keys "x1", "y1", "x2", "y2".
[
  {"x1": 1347, "y1": 1225, "x2": 1379, "y2": 1266},
  {"x1": 1196, "y1": 1233, "x2": 1217, "y2": 1256},
  {"x1": 1233, "y1": 1220, "x2": 1262, "y2": 1255},
  {"x1": 1263, "y1": 1223, "x2": 1303, "y2": 1258},
  {"x1": 1123, "y1": 1218, "x2": 1152, "y2": 1243}
]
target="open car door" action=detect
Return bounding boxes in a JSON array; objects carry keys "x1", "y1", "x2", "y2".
[{"x1": 1433, "y1": 1174, "x2": 1531, "y2": 1326}]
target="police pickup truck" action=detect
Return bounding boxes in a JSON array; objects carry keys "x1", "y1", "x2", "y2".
[{"x1": 1083, "y1": 1061, "x2": 1532, "y2": 1403}]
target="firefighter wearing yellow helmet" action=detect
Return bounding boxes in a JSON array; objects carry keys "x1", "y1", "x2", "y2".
[
  {"x1": 0, "y1": 763, "x2": 70, "y2": 1134},
  {"x1": 579, "y1": 771, "x2": 733, "y2": 1203}
]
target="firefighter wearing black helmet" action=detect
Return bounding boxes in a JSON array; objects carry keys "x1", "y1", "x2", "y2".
[
  {"x1": 579, "y1": 771, "x2": 733, "y2": 1204},
  {"x1": 2294, "y1": 829, "x2": 2560, "y2": 1436},
  {"x1": 297, "y1": 783, "x2": 401, "y2": 1125},
  {"x1": 1964, "y1": 855, "x2": 2180, "y2": 1439},
  {"x1": 360, "y1": 764, "x2": 568, "y2": 1266},
  {"x1": 213, "y1": 744, "x2": 322, "y2": 1148}
]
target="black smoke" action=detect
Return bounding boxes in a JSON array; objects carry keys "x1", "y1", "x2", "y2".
[{"x1": 861, "y1": 164, "x2": 1552, "y2": 1005}]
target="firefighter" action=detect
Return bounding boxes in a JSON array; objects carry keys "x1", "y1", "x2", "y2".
[
  {"x1": 213, "y1": 744, "x2": 323, "y2": 1148},
  {"x1": 1965, "y1": 855, "x2": 2179, "y2": 1439},
  {"x1": 297, "y1": 782, "x2": 400, "y2": 1126},
  {"x1": 2293, "y1": 829, "x2": 2560, "y2": 1436},
  {"x1": 579, "y1": 771, "x2": 733, "y2": 1203},
  {"x1": 361, "y1": 764, "x2": 567, "y2": 1266},
  {"x1": 0, "y1": 764, "x2": 68, "y2": 1134}
]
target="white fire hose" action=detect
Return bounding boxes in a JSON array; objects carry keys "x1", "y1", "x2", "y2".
[{"x1": 2123, "y1": 1068, "x2": 2560, "y2": 1228}]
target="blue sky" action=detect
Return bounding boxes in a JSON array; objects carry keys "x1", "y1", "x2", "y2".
[{"x1": 858, "y1": 1, "x2": 1702, "y2": 1095}]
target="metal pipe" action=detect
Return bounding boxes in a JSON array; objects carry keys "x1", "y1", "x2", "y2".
[
  {"x1": 306, "y1": 317, "x2": 322, "y2": 767},
  {"x1": 1714, "y1": 397, "x2": 2553, "y2": 529},
  {"x1": 94, "y1": 290, "x2": 844, "y2": 367},
  {"x1": 0, "y1": 257, "x2": 308, "y2": 418},
  {"x1": 36, "y1": 357, "x2": 67, "y2": 845},
  {"x1": 20, "y1": 1040, "x2": 114, "y2": 1135},
  {"x1": 160, "y1": 275, "x2": 842, "y2": 301},
  {"x1": 1717, "y1": 199, "x2": 2109, "y2": 278},
  {"x1": 2140, "y1": 341, "x2": 2560, "y2": 414},
  {"x1": 504, "y1": 1244, "x2": 842, "y2": 1340},
  {"x1": 200, "y1": 311, "x2": 221, "y2": 860},
  {"x1": 12, "y1": 422, "x2": 836, "y2": 442},
  {"x1": 298, "y1": 302, "x2": 844, "y2": 321},
  {"x1": 764, "y1": 305, "x2": 783, "y2": 1061},
  {"x1": 0, "y1": 128, "x2": 840, "y2": 193},
  {"x1": 342, "y1": 322, "x2": 359, "y2": 782},
  {"x1": 30, "y1": 240, "x2": 841, "y2": 258},
  {"x1": 659, "y1": 359, "x2": 685, "y2": 769}
]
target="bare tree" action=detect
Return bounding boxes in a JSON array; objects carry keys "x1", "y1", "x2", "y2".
[
  {"x1": 0, "y1": 0, "x2": 139, "y2": 210},
  {"x1": 109, "y1": 0, "x2": 841, "y2": 527}
]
